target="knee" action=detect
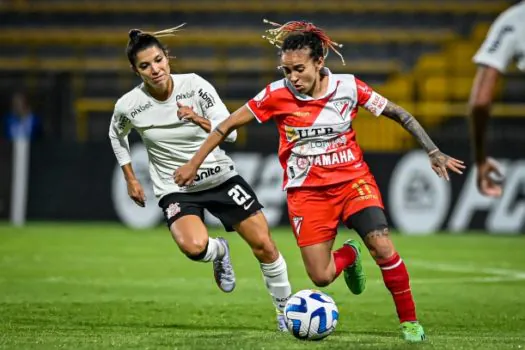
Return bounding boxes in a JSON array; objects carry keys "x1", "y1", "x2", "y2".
[
  {"x1": 252, "y1": 237, "x2": 279, "y2": 263},
  {"x1": 245, "y1": 228, "x2": 278, "y2": 263},
  {"x1": 364, "y1": 229, "x2": 395, "y2": 260},
  {"x1": 308, "y1": 273, "x2": 332, "y2": 287},
  {"x1": 180, "y1": 237, "x2": 209, "y2": 258}
]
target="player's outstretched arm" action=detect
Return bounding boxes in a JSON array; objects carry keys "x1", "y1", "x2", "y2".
[
  {"x1": 173, "y1": 105, "x2": 255, "y2": 186},
  {"x1": 381, "y1": 101, "x2": 466, "y2": 181}
]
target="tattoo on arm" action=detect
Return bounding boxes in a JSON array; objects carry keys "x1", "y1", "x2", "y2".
[
  {"x1": 213, "y1": 127, "x2": 226, "y2": 137},
  {"x1": 381, "y1": 101, "x2": 438, "y2": 154}
]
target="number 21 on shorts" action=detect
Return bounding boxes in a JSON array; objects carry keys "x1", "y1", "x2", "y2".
[{"x1": 228, "y1": 184, "x2": 252, "y2": 206}]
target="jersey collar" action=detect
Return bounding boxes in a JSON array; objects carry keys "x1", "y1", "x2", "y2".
[{"x1": 285, "y1": 67, "x2": 337, "y2": 101}]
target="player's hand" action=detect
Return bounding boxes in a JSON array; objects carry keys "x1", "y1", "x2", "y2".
[
  {"x1": 476, "y1": 157, "x2": 503, "y2": 197},
  {"x1": 428, "y1": 149, "x2": 466, "y2": 181},
  {"x1": 127, "y1": 179, "x2": 146, "y2": 207},
  {"x1": 174, "y1": 162, "x2": 198, "y2": 187},
  {"x1": 177, "y1": 101, "x2": 198, "y2": 123}
]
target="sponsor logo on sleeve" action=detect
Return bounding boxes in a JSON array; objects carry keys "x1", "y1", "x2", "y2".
[
  {"x1": 488, "y1": 25, "x2": 514, "y2": 53},
  {"x1": 117, "y1": 115, "x2": 131, "y2": 130},
  {"x1": 364, "y1": 92, "x2": 387, "y2": 116},
  {"x1": 198, "y1": 88, "x2": 215, "y2": 109}
]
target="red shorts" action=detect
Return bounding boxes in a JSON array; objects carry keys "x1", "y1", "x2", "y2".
[{"x1": 286, "y1": 174, "x2": 384, "y2": 247}]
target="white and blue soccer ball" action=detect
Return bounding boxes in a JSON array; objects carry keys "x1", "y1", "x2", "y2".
[{"x1": 284, "y1": 289, "x2": 339, "y2": 340}]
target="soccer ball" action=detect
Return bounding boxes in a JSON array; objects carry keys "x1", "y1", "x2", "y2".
[{"x1": 284, "y1": 289, "x2": 339, "y2": 340}]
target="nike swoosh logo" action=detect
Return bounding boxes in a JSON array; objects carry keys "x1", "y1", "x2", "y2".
[{"x1": 244, "y1": 200, "x2": 255, "y2": 210}]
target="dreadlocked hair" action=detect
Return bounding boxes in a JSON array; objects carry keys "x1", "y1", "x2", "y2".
[
  {"x1": 126, "y1": 23, "x2": 186, "y2": 66},
  {"x1": 262, "y1": 19, "x2": 345, "y2": 65}
]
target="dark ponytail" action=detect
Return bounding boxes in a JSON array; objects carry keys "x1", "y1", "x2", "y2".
[
  {"x1": 126, "y1": 24, "x2": 186, "y2": 67},
  {"x1": 128, "y1": 29, "x2": 142, "y2": 42}
]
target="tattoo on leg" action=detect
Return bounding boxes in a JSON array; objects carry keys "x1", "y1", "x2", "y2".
[
  {"x1": 364, "y1": 228, "x2": 392, "y2": 259},
  {"x1": 365, "y1": 228, "x2": 390, "y2": 242}
]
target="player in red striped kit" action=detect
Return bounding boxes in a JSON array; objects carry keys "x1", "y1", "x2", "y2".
[{"x1": 174, "y1": 20, "x2": 465, "y2": 342}]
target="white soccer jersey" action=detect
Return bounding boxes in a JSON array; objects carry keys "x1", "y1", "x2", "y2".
[
  {"x1": 109, "y1": 73, "x2": 238, "y2": 199},
  {"x1": 473, "y1": 1, "x2": 525, "y2": 73}
]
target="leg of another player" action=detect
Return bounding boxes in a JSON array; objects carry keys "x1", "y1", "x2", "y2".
[
  {"x1": 169, "y1": 215, "x2": 235, "y2": 292},
  {"x1": 234, "y1": 211, "x2": 292, "y2": 330}
]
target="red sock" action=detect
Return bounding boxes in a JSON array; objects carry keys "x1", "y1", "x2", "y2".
[
  {"x1": 377, "y1": 253, "x2": 417, "y2": 323},
  {"x1": 333, "y1": 245, "x2": 357, "y2": 277}
]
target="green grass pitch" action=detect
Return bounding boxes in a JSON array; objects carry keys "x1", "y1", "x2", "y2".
[{"x1": 1, "y1": 223, "x2": 524, "y2": 349}]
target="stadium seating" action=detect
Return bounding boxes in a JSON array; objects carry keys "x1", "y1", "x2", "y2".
[{"x1": 0, "y1": 0, "x2": 520, "y2": 150}]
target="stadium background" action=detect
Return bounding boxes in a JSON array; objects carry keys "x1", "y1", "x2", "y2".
[
  {"x1": 1, "y1": 0, "x2": 524, "y2": 233},
  {"x1": 0, "y1": 1, "x2": 524, "y2": 349}
]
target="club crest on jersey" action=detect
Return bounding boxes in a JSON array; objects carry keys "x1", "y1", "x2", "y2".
[
  {"x1": 166, "y1": 203, "x2": 181, "y2": 219},
  {"x1": 292, "y1": 216, "x2": 303, "y2": 236},
  {"x1": 333, "y1": 99, "x2": 352, "y2": 120},
  {"x1": 296, "y1": 157, "x2": 309, "y2": 170}
]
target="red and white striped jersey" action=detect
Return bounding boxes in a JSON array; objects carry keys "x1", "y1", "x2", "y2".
[{"x1": 246, "y1": 68, "x2": 388, "y2": 190}]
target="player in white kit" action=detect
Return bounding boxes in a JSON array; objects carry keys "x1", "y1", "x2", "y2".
[
  {"x1": 469, "y1": 1, "x2": 525, "y2": 197},
  {"x1": 108, "y1": 27, "x2": 291, "y2": 330}
]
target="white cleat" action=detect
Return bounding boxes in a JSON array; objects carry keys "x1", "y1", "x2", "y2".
[
  {"x1": 277, "y1": 311, "x2": 288, "y2": 332},
  {"x1": 213, "y1": 237, "x2": 236, "y2": 293}
]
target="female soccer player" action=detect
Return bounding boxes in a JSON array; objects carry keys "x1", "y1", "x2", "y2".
[
  {"x1": 174, "y1": 20, "x2": 466, "y2": 342},
  {"x1": 108, "y1": 26, "x2": 292, "y2": 331}
]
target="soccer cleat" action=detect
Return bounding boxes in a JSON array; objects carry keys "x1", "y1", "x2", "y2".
[
  {"x1": 213, "y1": 237, "x2": 236, "y2": 293},
  {"x1": 400, "y1": 321, "x2": 426, "y2": 342},
  {"x1": 276, "y1": 310, "x2": 287, "y2": 332},
  {"x1": 343, "y1": 239, "x2": 366, "y2": 295}
]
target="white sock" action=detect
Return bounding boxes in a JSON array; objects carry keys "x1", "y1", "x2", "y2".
[
  {"x1": 260, "y1": 253, "x2": 292, "y2": 312},
  {"x1": 200, "y1": 237, "x2": 225, "y2": 262}
]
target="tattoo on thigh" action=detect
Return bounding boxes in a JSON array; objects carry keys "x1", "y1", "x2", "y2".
[{"x1": 365, "y1": 228, "x2": 390, "y2": 242}]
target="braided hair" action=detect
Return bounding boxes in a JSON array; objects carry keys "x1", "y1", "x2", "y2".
[{"x1": 262, "y1": 19, "x2": 345, "y2": 65}]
